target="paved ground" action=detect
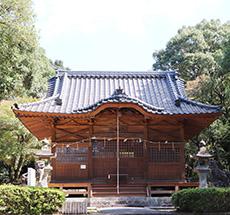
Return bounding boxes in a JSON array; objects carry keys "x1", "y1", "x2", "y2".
[
  {"x1": 59, "y1": 207, "x2": 230, "y2": 215},
  {"x1": 91, "y1": 207, "x2": 230, "y2": 215},
  {"x1": 97, "y1": 207, "x2": 176, "y2": 214}
]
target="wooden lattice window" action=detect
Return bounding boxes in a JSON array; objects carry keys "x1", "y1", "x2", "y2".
[
  {"x1": 149, "y1": 144, "x2": 180, "y2": 163},
  {"x1": 92, "y1": 140, "x2": 116, "y2": 158},
  {"x1": 120, "y1": 141, "x2": 143, "y2": 158},
  {"x1": 92, "y1": 140, "x2": 143, "y2": 158},
  {"x1": 56, "y1": 146, "x2": 88, "y2": 163}
]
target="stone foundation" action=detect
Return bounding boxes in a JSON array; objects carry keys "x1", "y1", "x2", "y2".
[
  {"x1": 61, "y1": 197, "x2": 172, "y2": 214},
  {"x1": 89, "y1": 197, "x2": 172, "y2": 208},
  {"x1": 61, "y1": 198, "x2": 88, "y2": 214}
]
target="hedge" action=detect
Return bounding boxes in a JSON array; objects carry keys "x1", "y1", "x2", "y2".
[
  {"x1": 172, "y1": 187, "x2": 230, "y2": 213},
  {"x1": 0, "y1": 185, "x2": 65, "y2": 215}
]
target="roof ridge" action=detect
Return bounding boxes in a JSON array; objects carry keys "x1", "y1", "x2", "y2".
[
  {"x1": 55, "y1": 70, "x2": 176, "y2": 77},
  {"x1": 166, "y1": 73, "x2": 181, "y2": 106}
]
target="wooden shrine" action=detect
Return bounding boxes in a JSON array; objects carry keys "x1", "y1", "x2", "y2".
[{"x1": 13, "y1": 71, "x2": 221, "y2": 196}]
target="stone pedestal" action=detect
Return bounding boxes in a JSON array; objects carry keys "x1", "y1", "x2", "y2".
[
  {"x1": 36, "y1": 161, "x2": 53, "y2": 187},
  {"x1": 195, "y1": 166, "x2": 210, "y2": 188},
  {"x1": 27, "y1": 168, "x2": 36, "y2": 186},
  {"x1": 35, "y1": 138, "x2": 54, "y2": 187},
  {"x1": 195, "y1": 144, "x2": 213, "y2": 188}
]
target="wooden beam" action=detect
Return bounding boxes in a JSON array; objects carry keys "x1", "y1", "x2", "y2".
[
  {"x1": 56, "y1": 127, "x2": 85, "y2": 139},
  {"x1": 55, "y1": 134, "x2": 83, "y2": 142}
]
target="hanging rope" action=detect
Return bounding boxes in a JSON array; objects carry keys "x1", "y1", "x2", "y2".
[{"x1": 51, "y1": 137, "x2": 183, "y2": 146}]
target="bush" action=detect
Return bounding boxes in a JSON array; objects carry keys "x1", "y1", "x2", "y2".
[
  {"x1": 0, "y1": 185, "x2": 65, "y2": 215},
  {"x1": 172, "y1": 187, "x2": 230, "y2": 213}
]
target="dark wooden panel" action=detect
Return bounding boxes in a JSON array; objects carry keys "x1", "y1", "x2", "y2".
[
  {"x1": 120, "y1": 158, "x2": 144, "y2": 177},
  {"x1": 52, "y1": 144, "x2": 89, "y2": 180},
  {"x1": 93, "y1": 158, "x2": 116, "y2": 177},
  {"x1": 54, "y1": 164, "x2": 88, "y2": 180},
  {"x1": 148, "y1": 163, "x2": 182, "y2": 180},
  {"x1": 147, "y1": 143, "x2": 185, "y2": 180}
]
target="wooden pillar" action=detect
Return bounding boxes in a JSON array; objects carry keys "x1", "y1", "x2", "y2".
[
  {"x1": 180, "y1": 142, "x2": 186, "y2": 180},
  {"x1": 52, "y1": 117, "x2": 59, "y2": 142},
  {"x1": 51, "y1": 117, "x2": 58, "y2": 181},
  {"x1": 144, "y1": 118, "x2": 148, "y2": 179},
  {"x1": 180, "y1": 122, "x2": 186, "y2": 180},
  {"x1": 116, "y1": 109, "x2": 120, "y2": 194},
  {"x1": 88, "y1": 119, "x2": 93, "y2": 179}
]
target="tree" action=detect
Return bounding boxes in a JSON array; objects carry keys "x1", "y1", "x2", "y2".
[
  {"x1": 153, "y1": 19, "x2": 230, "y2": 80},
  {"x1": 0, "y1": 99, "x2": 41, "y2": 183},
  {"x1": 0, "y1": 0, "x2": 54, "y2": 100},
  {"x1": 153, "y1": 19, "x2": 230, "y2": 177},
  {"x1": 195, "y1": 39, "x2": 230, "y2": 171},
  {"x1": 50, "y1": 59, "x2": 70, "y2": 71}
]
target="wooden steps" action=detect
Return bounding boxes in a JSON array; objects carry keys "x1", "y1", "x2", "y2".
[
  {"x1": 49, "y1": 182, "x2": 91, "y2": 197},
  {"x1": 147, "y1": 181, "x2": 198, "y2": 196},
  {"x1": 92, "y1": 184, "x2": 147, "y2": 197},
  {"x1": 49, "y1": 180, "x2": 198, "y2": 197}
]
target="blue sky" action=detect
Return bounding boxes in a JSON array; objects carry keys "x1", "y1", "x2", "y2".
[{"x1": 33, "y1": 0, "x2": 230, "y2": 71}]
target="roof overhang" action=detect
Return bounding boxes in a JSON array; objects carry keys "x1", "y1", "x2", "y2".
[{"x1": 13, "y1": 102, "x2": 221, "y2": 141}]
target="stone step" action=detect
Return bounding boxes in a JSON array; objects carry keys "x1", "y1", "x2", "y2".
[
  {"x1": 61, "y1": 197, "x2": 173, "y2": 213},
  {"x1": 61, "y1": 198, "x2": 88, "y2": 214},
  {"x1": 89, "y1": 197, "x2": 172, "y2": 208}
]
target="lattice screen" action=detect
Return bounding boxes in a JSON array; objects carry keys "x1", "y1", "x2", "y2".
[
  {"x1": 148, "y1": 143, "x2": 181, "y2": 163},
  {"x1": 56, "y1": 146, "x2": 88, "y2": 163},
  {"x1": 92, "y1": 140, "x2": 144, "y2": 158}
]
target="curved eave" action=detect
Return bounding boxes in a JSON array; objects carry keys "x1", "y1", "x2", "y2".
[
  {"x1": 13, "y1": 96, "x2": 221, "y2": 117},
  {"x1": 179, "y1": 97, "x2": 221, "y2": 110},
  {"x1": 73, "y1": 94, "x2": 165, "y2": 114},
  {"x1": 13, "y1": 102, "x2": 165, "y2": 119},
  {"x1": 13, "y1": 101, "x2": 221, "y2": 119}
]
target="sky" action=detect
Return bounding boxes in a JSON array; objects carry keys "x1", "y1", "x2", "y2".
[{"x1": 33, "y1": 0, "x2": 230, "y2": 71}]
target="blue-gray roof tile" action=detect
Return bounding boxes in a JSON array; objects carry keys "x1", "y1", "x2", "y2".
[{"x1": 18, "y1": 70, "x2": 221, "y2": 115}]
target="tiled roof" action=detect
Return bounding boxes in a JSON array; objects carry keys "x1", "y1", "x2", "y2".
[{"x1": 16, "y1": 70, "x2": 220, "y2": 115}]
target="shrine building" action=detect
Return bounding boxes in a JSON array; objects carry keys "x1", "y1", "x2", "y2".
[{"x1": 13, "y1": 70, "x2": 221, "y2": 196}]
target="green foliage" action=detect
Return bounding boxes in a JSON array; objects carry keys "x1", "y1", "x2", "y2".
[
  {"x1": 184, "y1": 142, "x2": 198, "y2": 181},
  {"x1": 153, "y1": 19, "x2": 230, "y2": 80},
  {"x1": 172, "y1": 188, "x2": 230, "y2": 212},
  {"x1": 51, "y1": 59, "x2": 70, "y2": 70},
  {"x1": 0, "y1": 0, "x2": 70, "y2": 185},
  {"x1": 0, "y1": 0, "x2": 54, "y2": 100},
  {"x1": 0, "y1": 185, "x2": 65, "y2": 215},
  {"x1": 153, "y1": 19, "x2": 230, "y2": 176},
  {"x1": 0, "y1": 99, "x2": 41, "y2": 183},
  {"x1": 187, "y1": 37, "x2": 230, "y2": 172}
]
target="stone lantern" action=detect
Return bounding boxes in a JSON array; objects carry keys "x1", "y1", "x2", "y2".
[
  {"x1": 195, "y1": 141, "x2": 213, "y2": 188},
  {"x1": 35, "y1": 138, "x2": 54, "y2": 187}
]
